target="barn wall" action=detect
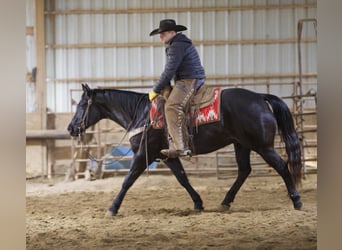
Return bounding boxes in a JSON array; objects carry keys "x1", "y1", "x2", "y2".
[
  {"x1": 26, "y1": 113, "x2": 128, "y2": 178},
  {"x1": 26, "y1": 112, "x2": 74, "y2": 177},
  {"x1": 26, "y1": 0, "x2": 317, "y2": 112}
]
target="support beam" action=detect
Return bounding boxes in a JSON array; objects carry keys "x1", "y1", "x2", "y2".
[
  {"x1": 26, "y1": 130, "x2": 71, "y2": 140},
  {"x1": 47, "y1": 73, "x2": 318, "y2": 84},
  {"x1": 45, "y1": 38, "x2": 317, "y2": 49},
  {"x1": 35, "y1": 0, "x2": 46, "y2": 129},
  {"x1": 35, "y1": 0, "x2": 48, "y2": 176},
  {"x1": 44, "y1": 3, "x2": 316, "y2": 15}
]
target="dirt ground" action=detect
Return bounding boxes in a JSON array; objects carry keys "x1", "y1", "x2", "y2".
[{"x1": 26, "y1": 172, "x2": 317, "y2": 250}]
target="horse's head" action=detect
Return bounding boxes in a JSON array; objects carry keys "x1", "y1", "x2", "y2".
[{"x1": 68, "y1": 83, "x2": 101, "y2": 137}]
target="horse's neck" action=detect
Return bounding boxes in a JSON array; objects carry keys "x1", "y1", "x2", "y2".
[{"x1": 102, "y1": 90, "x2": 148, "y2": 130}]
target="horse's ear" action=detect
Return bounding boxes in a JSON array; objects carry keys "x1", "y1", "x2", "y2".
[{"x1": 82, "y1": 83, "x2": 92, "y2": 97}]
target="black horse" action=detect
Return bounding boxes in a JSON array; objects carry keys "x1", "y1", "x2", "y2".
[{"x1": 68, "y1": 83, "x2": 303, "y2": 216}]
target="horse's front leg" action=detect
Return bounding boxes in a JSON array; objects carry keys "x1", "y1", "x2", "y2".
[
  {"x1": 164, "y1": 157, "x2": 204, "y2": 211},
  {"x1": 107, "y1": 157, "x2": 146, "y2": 216}
]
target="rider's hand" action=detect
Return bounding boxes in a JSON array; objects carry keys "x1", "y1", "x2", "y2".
[{"x1": 149, "y1": 91, "x2": 159, "y2": 101}]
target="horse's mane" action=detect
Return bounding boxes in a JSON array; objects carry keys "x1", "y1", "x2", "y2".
[
  {"x1": 94, "y1": 88, "x2": 148, "y2": 107},
  {"x1": 92, "y1": 88, "x2": 150, "y2": 128}
]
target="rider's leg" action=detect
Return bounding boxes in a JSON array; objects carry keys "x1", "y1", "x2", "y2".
[{"x1": 161, "y1": 79, "x2": 195, "y2": 158}]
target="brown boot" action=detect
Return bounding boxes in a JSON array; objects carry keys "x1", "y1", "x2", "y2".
[{"x1": 160, "y1": 149, "x2": 192, "y2": 158}]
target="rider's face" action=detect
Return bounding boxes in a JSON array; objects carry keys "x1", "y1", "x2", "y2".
[{"x1": 159, "y1": 31, "x2": 176, "y2": 44}]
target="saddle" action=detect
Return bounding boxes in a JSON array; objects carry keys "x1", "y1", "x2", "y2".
[
  {"x1": 193, "y1": 84, "x2": 218, "y2": 108},
  {"x1": 150, "y1": 85, "x2": 221, "y2": 129},
  {"x1": 150, "y1": 85, "x2": 221, "y2": 154}
]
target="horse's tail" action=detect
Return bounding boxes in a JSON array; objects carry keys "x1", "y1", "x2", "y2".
[{"x1": 263, "y1": 94, "x2": 302, "y2": 186}]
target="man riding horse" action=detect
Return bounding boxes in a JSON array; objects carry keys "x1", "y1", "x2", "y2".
[
  {"x1": 68, "y1": 19, "x2": 303, "y2": 215},
  {"x1": 148, "y1": 19, "x2": 206, "y2": 158}
]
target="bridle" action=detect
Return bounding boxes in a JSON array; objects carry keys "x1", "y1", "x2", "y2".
[{"x1": 78, "y1": 97, "x2": 93, "y2": 138}]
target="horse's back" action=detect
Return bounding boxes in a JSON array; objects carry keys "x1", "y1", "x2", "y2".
[
  {"x1": 221, "y1": 87, "x2": 264, "y2": 102},
  {"x1": 220, "y1": 88, "x2": 270, "y2": 115},
  {"x1": 220, "y1": 88, "x2": 277, "y2": 146}
]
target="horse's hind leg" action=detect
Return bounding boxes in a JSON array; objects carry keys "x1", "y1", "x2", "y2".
[
  {"x1": 258, "y1": 148, "x2": 302, "y2": 209},
  {"x1": 221, "y1": 143, "x2": 251, "y2": 209},
  {"x1": 165, "y1": 158, "x2": 204, "y2": 210}
]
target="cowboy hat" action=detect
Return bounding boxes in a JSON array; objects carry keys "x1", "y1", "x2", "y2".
[{"x1": 149, "y1": 19, "x2": 187, "y2": 36}]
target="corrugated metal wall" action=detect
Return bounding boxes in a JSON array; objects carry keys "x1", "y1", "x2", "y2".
[{"x1": 26, "y1": 0, "x2": 317, "y2": 112}]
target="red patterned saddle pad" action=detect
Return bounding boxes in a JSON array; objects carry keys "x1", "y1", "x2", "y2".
[
  {"x1": 193, "y1": 87, "x2": 221, "y2": 125},
  {"x1": 150, "y1": 87, "x2": 221, "y2": 129}
]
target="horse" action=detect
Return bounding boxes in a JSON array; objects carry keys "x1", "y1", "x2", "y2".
[{"x1": 68, "y1": 83, "x2": 303, "y2": 216}]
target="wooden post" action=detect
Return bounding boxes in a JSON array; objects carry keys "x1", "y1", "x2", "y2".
[{"x1": 35, "y1": 0, "x2": 47, "y2": 176}]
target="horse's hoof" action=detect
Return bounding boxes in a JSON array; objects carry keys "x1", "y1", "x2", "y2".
[
  {"x1": 294, "y1": 201, "x2": 303, "y2": 210},
  {"x1": 194, "y1": 207, "x2": 204, "y2": 212},
  {"x1": 290, "y1": 194, "x2": 303, "y2": 210},
  {"x1": 220, "y1": 204, "x2": 231, "y2": 211},
  {"x1": 194, "y1": 203, "x2": 204, "y2": 211},
  {"x1": 105, "y1": 210, "x2": 117, "y2": 217}
]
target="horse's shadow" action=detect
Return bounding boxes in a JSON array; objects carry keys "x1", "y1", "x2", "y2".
[{"x1": 135, "y1": 206, "x2": 283, "y2": 217}]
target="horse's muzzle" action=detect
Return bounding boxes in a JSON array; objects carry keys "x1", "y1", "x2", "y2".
[{"x1": 67, "y1": 124, "x2": 83, "y2": 137}]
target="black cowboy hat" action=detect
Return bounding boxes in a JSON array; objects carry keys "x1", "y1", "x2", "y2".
[{"x1": 149, "y1": 19, "x2": 187, "y2": 36}]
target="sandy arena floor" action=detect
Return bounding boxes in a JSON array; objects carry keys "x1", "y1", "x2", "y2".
[{"x1": 26, "y1": 173, "x2": 317, "y2": 250}]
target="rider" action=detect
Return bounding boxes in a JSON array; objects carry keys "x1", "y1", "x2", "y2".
[{"x1": 148, "y1": 19, "x2": 206, "y2": 158}]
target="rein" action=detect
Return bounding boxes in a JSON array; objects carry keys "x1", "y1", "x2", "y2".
[{"x1": 80, "y1": 98, "x2": 92, "y2": 132}]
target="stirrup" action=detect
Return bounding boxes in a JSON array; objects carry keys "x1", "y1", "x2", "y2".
[
  {"x1": 178, "y1": 149, "x2": 192, "y2": 157},
  {"x1": 160, "y1": 149, "x2": 192, "y2": 158}
]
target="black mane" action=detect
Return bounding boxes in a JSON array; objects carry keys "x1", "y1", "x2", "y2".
[{"x1": 93, "y1": 88, "x2": 150, "y2": 130}]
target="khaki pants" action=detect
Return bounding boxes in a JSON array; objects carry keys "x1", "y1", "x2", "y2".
[{"x1": 164, "y1": 79, "x2": 196, "y2": 150}]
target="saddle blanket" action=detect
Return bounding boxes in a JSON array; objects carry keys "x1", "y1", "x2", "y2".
[{"x1": 150, "y1": 87, "x2": 221, "y2": 129}]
